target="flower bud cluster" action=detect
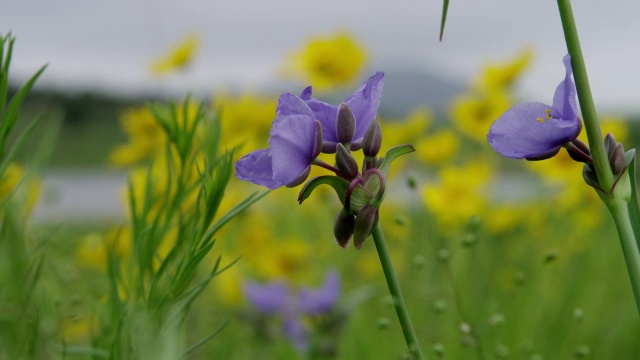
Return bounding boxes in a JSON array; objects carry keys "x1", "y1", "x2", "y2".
[
  {"x1": 298, "y1": 105, "x2": 414, "y2": 250},
  {"x1": 566, "y1": 134, "x2": 635, "y2": 201},
  {"x1": 332, "y1": 116, "x2": 384, "y2": 249}
]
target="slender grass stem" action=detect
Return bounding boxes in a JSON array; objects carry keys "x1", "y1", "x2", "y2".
[
  {"x1": 606, "y1": 199, "x2": 640, "y2": 315},
  {"x1": 556, "y1": 0, "x2": 614, "y2": 190},
  {"x1": 371, "y1": 223, "x2": 424, "y2": 359}
]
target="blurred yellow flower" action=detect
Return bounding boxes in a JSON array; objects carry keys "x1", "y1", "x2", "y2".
[
  {"x1": 476, "y1": 49, "x2": 533, "y2": 91},
  {"x1": 110, "y1": 102, "x2": 202, "y2": 167},
  {"x1": 422, "y1": 161, "x2": 493, "y2": 229},
  {"x1": 577, "y1": 115, "x2": 629, "y2": 147},
  {"x1": 0, "y1": 162, "x2": 40, "y2": 214},
  {"x1": 61, "y1": 314, "x2": 92, "y2": 343},
  {"x1": 286, "y1": 32, "x2": 367, "y2": 90},
  {"x1": 214, "y1": 265, "x2": 244, "y2": 306},
  {"x1": 213, "y1": 93, "x2": 277, "y2": 154},
  {"x1": 0, "y1": 162, "x2": 24, "y2": 199},
  {"x1": 525, "y1": 111, "x2": 621, "y2": 209},
  {"x1": 450, "y1": 90, "x2": 511, "y2": 143},
  {"x1": 415, "y1": 129, "x2": 460, "y2": 165},
  {"x1": 526, "y1": 149, "x2": 583, "y2": 185},
  {"x1": 380, "y1": 107, "x2": 433, "y2": 150},
  {"x1": 110, "y1": 106, "x2": 166, "y2": 166},
  {"x1": 484, "y1": 204, "x2": 525, "y2": 235},
  {"x1": 76, "y1": 228, "x2": 132, "y2": 272},
  {"x1": 151, "y1": 33, "x2": 200, "y2": 75}
]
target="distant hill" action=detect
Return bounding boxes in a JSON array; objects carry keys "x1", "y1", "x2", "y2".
[{"x1": 379, "y1": 66, "x2": 465, "y2": 117}]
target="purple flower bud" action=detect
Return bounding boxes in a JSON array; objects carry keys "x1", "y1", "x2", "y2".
[
  {"x1": 610, "y1": 143, "x2": 626, "y2": 176},
  {"x1": 487, "y1": 55, "x2": 581, "y2": 160},
  {"x1": 353, "y1": 205, "x2": 379, "y2": 250},
  {"x1": 336, "y1": 103, "x2": 356, "y2": 145},
  {"x1": 334, "y1": 208, "x2": 355, "y2": 248},
  {"x1": 604, "y1": 133, "x2": 617, "y2": 155},
  {"x1": 300, "y1": 72, "x2": 384, "y2": 153},
  {"x1": 335, "y1": 143, "x2": 359, "y2": 179},
  {"x1": 363, "y1": 118, "x2": 382, "y2": 157},
  {"x1": 565, "y1": 139, "x2": 591, "y2": 163},
  {"x1": 583, "y1": 164, "x2": 598, "y2": 189}
]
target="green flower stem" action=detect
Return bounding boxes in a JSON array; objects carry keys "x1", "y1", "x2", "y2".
[
  {"x1": 371, "y1": 223, "x2": 424, "y2": 359},
  {"x1": 606, "y1": 199, "x2": 640, "y2": 315},
  {"x1": 556, "y1": 0, "x2": 614, "y2": 191}
]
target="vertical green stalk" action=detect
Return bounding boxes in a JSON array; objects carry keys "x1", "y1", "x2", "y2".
[
  {"x1": 371, "y1": 223, "x2": 424, "y2": 359},
  {"x1": 556, "y1": 0, "x2": 614, "y2": 191},
  {"x1": 605, "y1": 199, "x2": 640, "y2": 315},
  {"x1": 557, "y1": 0, "x2": 640, "y2": 315}
]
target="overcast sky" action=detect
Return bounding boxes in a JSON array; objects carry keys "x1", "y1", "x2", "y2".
[{"x1": 2, "y1": 0, "x2": 639, "y2": 112}]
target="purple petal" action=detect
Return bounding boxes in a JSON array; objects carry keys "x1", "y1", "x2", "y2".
[
  {"x1": 552, "y1": 54, "x2": 578, "y2": 121},
  {"x1": 234, "y1": 149, "x2": 283, "y2": 189},
  {"x1": 297, "y1": 271, "x2": 341, "y2": 314},
  {"x1": 300, "y1": 86, "x2": 313, "y2": 101},
  {"x1": 487, "y1": 102, "x2": 581, "y2": 159},
  {"x1": 276, "y1": 92, "x2": 315, "y2": 118},
  {"x1": 243, "y1": 281, "x2": 291, "y2": 314},
  {"x1": 345, "y1": 71, "x2": 385, "y2": 142},
  {"x1": 304, "y1": 96, "x2": 339, "y2": 147},
  {"x1": 283, "y1": 315, "x2": 309, "y2": 352},
  {"x1": 270, "y1": 94, "x2": 319, "y2": 185}
]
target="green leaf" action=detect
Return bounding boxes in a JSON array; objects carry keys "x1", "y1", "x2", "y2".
[
  {"x1": 0, "y1": 64, "x2": 47, "y2": 140},
  {"x1": 0, "y1": 112, "x2": 45, "y2": 179},
  {"x1": 0, "y1": 35, "x2": 11, "y2": 117},
  {"x1": 202, "y1": 190, "x2": 269, "y2": 245},
  {"x1": 178, "y1": 321, "x2": 229, "y2": 359},
  {"x1": 298, "y1": 175, "x2": 350, "y2": 206},
  {"x1": 377, "y1": 144, "x2": 415, "y2": 178},
  {"x1": 440, "y1": 0, "x2": 450, "y2": 41}
]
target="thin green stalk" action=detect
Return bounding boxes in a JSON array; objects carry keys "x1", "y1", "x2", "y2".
[
  {"x1": 556, "y1": 0, "x2": 614, "y2": 191},
  {"x1": 605, "y1": 199, "x2": 640, "y2": 315},
  {"x1": 371, "y1": 223, "x2": 424, "y2": 359}
]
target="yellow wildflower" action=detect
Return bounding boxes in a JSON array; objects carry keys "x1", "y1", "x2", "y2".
[
  {"x1": 577, "y1": 115, "x2": 629, "y2": 147},
  {"x1": 110, "y1": 102, "x2": 202, "y2": 167},
  {"x1": 476, "y1": 49, "x2": 533, "y2": 92},
  {"x1": 61, "y1": 314, "x2": 93, "y2": 343},
  {"x1": 422, "y1": 161, "x2": 493, "y2": 229},
  {"x1": 76, "y1": 228, "x2": 132, "y2": 272},
  {"x1": 213, "y1": 93, "x2": 277, "y2": 154},
  {"x1": 525, "y1": 116, "x2": 629, "y2": 210},
  {"x1": 0, "y1": 162, "x2": 24, "y2": 199},
  {"x1": 484, "y1": 204, "x2": 526, "y2": 235},
  {"x1": 380, "y1": 107, "x2": 433, "y2": 150},
  {"x1": 286, "y1": 32, "x2": 367, "y2": 90},
  {"x1": 526, "y1": 149, "x2": 583, "y2": 185},
  {"x1": 109, "y1": 106, "x2": 166, "y2": 166},
  {"x1": 214, "y1": 265, "x2": 244, "y2": 306},
  {"x1": 151, "y1": 32, "x2": 200, "y2": 75},
  {"x1": 0, "y1": 162, "x2": 40, "y2": 214},
  {"x1": 415, "y1": 129, "x2": 460, "y2": 165},
  {"x1": 450, "y1": 89, "x2": 511, "y2": 143}
]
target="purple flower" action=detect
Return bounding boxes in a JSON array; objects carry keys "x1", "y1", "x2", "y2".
[
  {"x1": 242, "y1": 271, "x2": 341, "y2": 352},
  {"x1": 487, "y1": 55, "x2": 581, "y2": 160},
  {"x1": 301, "y1": 71, "x2": 384, "y2": 153},
  {"x1": 243, "y1": 281, "x2": 291, "y2": 313},
  {"x1": 235, "y1": 93, "x2": 322, "y2": 189}
]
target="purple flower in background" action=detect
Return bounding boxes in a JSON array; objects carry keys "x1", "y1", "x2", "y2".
[
  {"x1": 235, "y1": 93, "x2": 322, "y2": 189},
  {"x1": 487, "y1": 55, "x2": 581, "y2": 160},
  {"x1": 243, "y1": 271, "x2": 341, "y2": 352},
  {"x1": 301, "y1": 71, "x2": 384, "y2": 153}
]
